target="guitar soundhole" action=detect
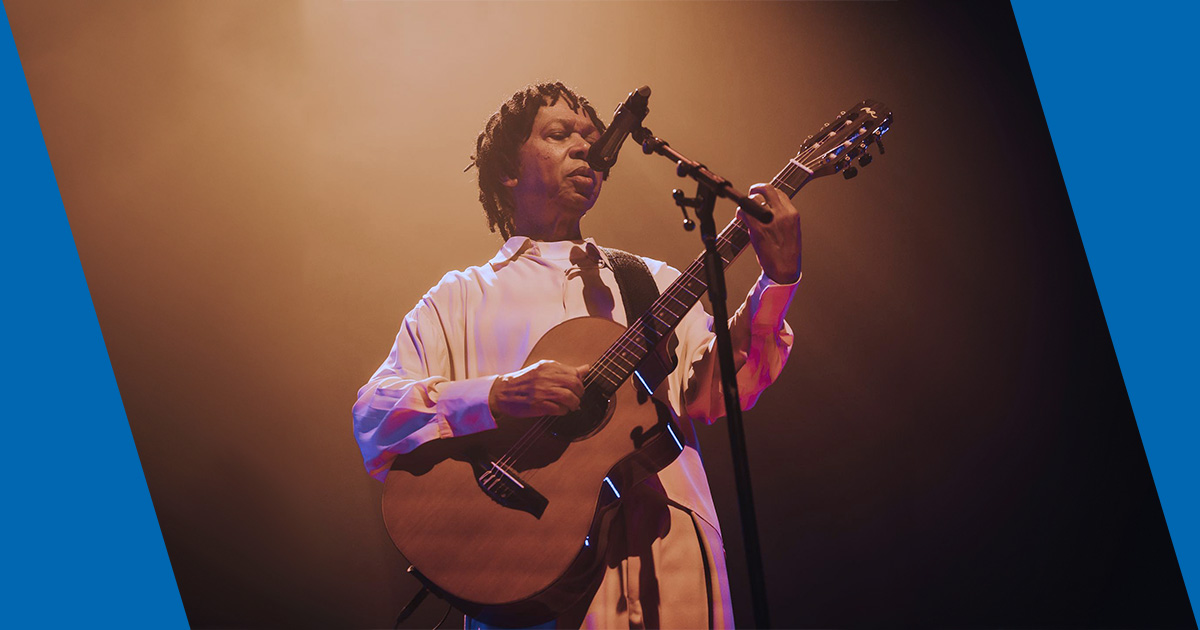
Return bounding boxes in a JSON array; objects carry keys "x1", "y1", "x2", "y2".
[{"x1": 550, "y1": 387, "x2": 612, "y2": 442}]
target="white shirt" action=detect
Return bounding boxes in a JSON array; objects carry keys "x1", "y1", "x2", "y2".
[{"x1": 352, "y1": 236, "x2": 797, "y2": 533}]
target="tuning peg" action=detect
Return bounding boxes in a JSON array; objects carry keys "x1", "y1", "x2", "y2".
[
  {"x1": 842, "y1": 166, "x2": 858, "y2": 179},
  {"x1": 875, "y1": 137, "x2": 886, "y2": 155},
  {"x1": 858, "y1": 153, "x2": 873, "y2": 167}
]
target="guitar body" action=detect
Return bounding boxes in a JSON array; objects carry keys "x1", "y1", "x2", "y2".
[{"x1": 381, "y1": 317, "x2": 684, "y2": 627}]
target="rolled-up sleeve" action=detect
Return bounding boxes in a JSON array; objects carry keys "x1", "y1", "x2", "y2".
[
  {"x1": 352, "y1": 297, "x2": 498, "y2": 481},
  {"x1": 671, "y1": 271, "x2": 799, "y2": 422}
]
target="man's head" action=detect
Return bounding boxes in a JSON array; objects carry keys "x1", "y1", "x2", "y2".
[{"x1": 473, "y1": 82, "x2": 607, "y2": 240}]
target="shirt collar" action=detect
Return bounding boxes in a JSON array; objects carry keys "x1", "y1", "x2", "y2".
[
  {"x1": 487, "y1": 236, "x2": 535, "y2": 267},
  {"x1": 488, "y1": 236, "x2": 610, "y2": 269}
]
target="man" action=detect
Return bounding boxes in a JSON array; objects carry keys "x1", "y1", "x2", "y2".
[{"x1": 353, "y1": 81, "x2": 802, "y2": 629}]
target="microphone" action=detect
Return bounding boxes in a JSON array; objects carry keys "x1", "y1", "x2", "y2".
[{"x1": 587, "y1": 85, "x2": 651, "y2": 172}]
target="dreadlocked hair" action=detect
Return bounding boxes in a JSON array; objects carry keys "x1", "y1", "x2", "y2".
[{"x1": 471, "y1": 81, "x2": 607, "y2": 240}]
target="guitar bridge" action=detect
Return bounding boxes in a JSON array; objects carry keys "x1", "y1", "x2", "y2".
[{"x1": 475, "y1": 460, "x2": 548, "y2": 519}]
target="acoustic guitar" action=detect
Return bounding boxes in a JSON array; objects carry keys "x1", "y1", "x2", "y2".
[{"x1": 382, "y1": 100, "x2": 893, "y2": 627}]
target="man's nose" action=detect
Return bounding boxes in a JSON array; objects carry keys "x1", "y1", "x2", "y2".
[{"x1": 569, "y1": 134, "x2": 590, "y2": 159}]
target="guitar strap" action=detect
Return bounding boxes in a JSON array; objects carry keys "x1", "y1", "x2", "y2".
[
  {"x1": 600, "y1": 249, "x2": 713, "y2": 627},
  {"x1": 600, "y1": 247, "x2": 679, "y2": 397}
]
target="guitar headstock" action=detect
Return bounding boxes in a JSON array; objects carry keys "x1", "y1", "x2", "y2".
[{"x1": 775, "y1": 99, "x2": 892, "y2": 196}]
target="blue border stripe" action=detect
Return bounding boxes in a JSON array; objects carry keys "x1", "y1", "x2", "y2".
[
  {"x1": 1012, "y1": 1, "x2": 1198, "y2": 621},
  {"x1": 0, "y1": 6, "x2": 188, "y2": 627}
]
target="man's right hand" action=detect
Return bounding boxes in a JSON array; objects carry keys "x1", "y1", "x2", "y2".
[{"x1": 488, "y1": 360, "x2": 590, "y2": 418}]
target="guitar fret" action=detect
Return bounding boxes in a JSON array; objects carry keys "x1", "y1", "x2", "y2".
[
  {"x1": 627, "y1": 329, "x2": 656, "y2": 352},
  {"x1": 628, "y1": 322, "x2": 656, "y2": 343},
  {"x1": 592, "y1": 361, "x2": 622, "y2": 382},
  {"x1": 664, "y1": 293, "x2": 689, "y2": 309},
  {"x1": 626, "y1": 334, "x2": 650, "y2": 355},
  {"x1": 608, "y1": 351, "x2": 636, "y2": 371},
  {"x1": 644, "y1": 322, "x2": 666, "y2": 341},
  {"x1": 590, "y1": 372, "x2": 620, "y2": 396},
  {"x1": 659, "y1": 295, "x2": 679, "y2": 312}
]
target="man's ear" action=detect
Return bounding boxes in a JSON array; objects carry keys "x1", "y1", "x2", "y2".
[{"x1": 500, "y1": 174, "x2": 518, "y2": 188}]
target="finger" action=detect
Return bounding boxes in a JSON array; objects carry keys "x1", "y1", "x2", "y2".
[
  {"x1": 550, "y1": 375, "x2": 584, "y2": 399},
  {"x1": 547, "y1": 363, "x2": 586, "y2": 397},
  {"x1": 748, "y1": 183, "x2": 782, "y2": 205},
  {"x1": 739, "y1": 196, "x2": 771, "y2": 228},
  {"x1": 565, "y1": 376, "x2": 585, "y2": 399},
  {"x1": 738, "y1": 191, "x2": 764, "y2": 223},
  {"x1": 553, "y1": 362, "x2": 588, "y2": 386},
  {"x1": 551, "y1": 387, "x2": 582, "y2": 411},
  {"x1": 525, "y1": 393, "x2": 564, "y2": 417},
  {"x1": 763, "y1": 184, "x2": 801, "y2": 218},
  {"x1": 749, "y1": 185, "x2": 790, "y2": 222},
  {"x1": 538, "y1": 400, "x2": 572, "y2": 417},
  {"x1": 533, "y1": 360, "x2": 574, "y2": 379},
  {"x1": 542, "y1": 391, "x2": 579, "y2": 415}
]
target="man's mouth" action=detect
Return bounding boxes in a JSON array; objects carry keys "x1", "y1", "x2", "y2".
[
  {"x1": 567, "y1": 167, "x2": 596, "y2": 195},
  {"x1": 567, "y1": 166, "x2": 594, "y2": 180}
]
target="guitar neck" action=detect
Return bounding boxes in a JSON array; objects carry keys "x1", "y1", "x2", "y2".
[{"x1": 588, "y1": 159, "x2": 814, "y2": 395}]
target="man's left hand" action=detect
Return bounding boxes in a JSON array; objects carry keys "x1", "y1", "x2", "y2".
[{"x1": 739, "y1": 183, "x2": 802, "y2": 284}]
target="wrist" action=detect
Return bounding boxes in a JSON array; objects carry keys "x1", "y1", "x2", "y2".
[
  {"x1": 487, "y1": 373, "x2": 506, "y2": 417},
  {"x1": 763, "y1": 263, "x2": 801, "y2": 285}
]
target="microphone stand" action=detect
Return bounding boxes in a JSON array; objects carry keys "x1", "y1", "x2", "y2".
[{"x1": 633, "y1": 126, "x2": 773, "y2": 629}]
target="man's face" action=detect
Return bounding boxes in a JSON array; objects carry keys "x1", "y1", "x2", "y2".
[{"x1": 504, "y1": 99, "x2": 603, "y2": 230}]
